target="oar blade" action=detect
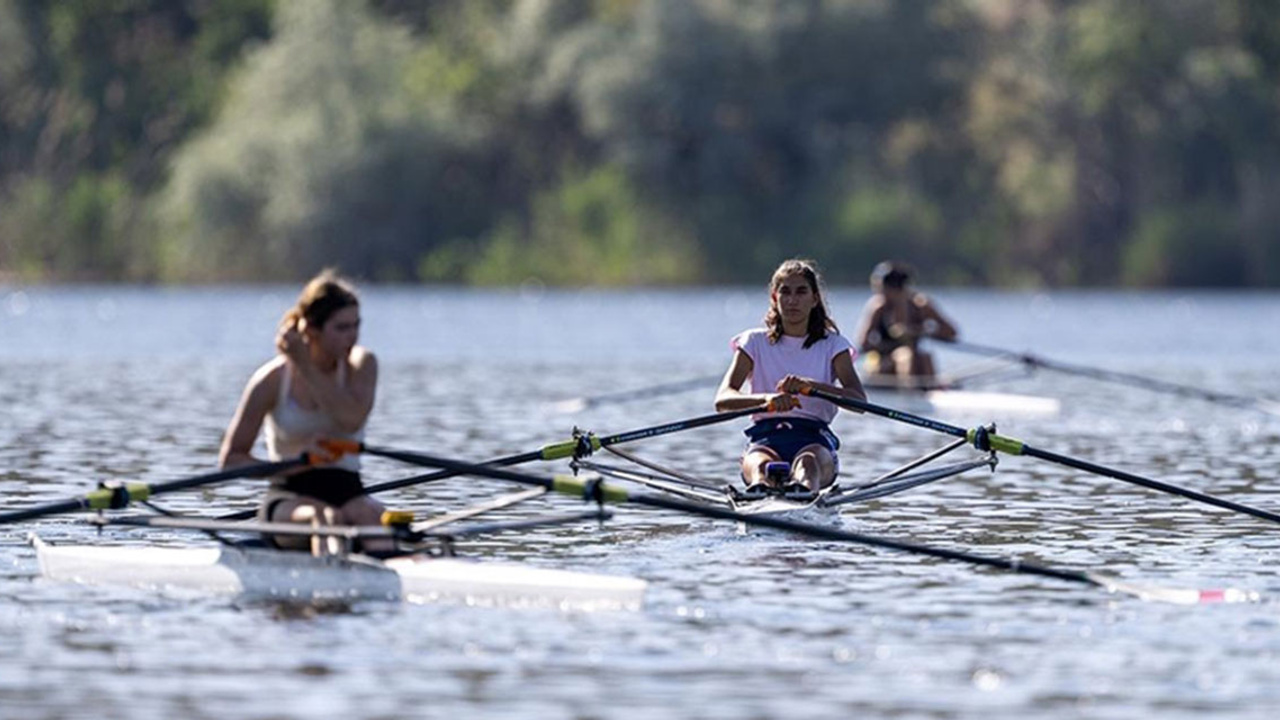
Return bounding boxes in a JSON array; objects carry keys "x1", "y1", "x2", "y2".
[{"x1": 1086, "y1": 572, "x2": 1262, "y2": 605}]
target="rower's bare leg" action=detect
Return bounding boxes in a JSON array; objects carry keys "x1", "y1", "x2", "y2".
[
  {"x1": 791, "y1": 444, "x2": 837, "y2": 493},
  {"x1": 914, "y1": 351, "x2": 936, "y2": 378},
  {"x1": 269, "y1": 499, "x2": 341, "y2": 555},
  {"x1": 867, "y1": 351, "x2": 891, "y2": 378},
  {"x1": 741, "y1": 449, "x2": 783, "y2": 488},
  {"x1": 890, "y1": 347, "x2": 916, "y2": 380},
  {"x1": 340, "y1": 495, "x2": 393, "y2": 553}
]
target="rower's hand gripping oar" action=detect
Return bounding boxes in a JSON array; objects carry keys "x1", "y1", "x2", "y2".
[
  {"x1": 799, "y1": 386, "x2": 1280, "y2": 527},
  {"x1": 0, "y1": 454, "x2": 324, "y2": 525},
  {"x1": 317, "y1": 441, "x2": 1260, "y2": 605}
]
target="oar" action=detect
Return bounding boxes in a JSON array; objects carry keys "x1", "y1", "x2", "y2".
[
  {"x1": 800, "y1": 387, "x2": 1280, "y2": 526},
  {"x1": 319, "y1": 441, "x2": 1257, "y2": 605},
  {"x1": 219, "y1": 407, "x2": 762, "y2": 521},
  {"x1": 0, "y1": 456, "x2": 310, "y2": 525},
  {"x1": 938, "y1": 338, "x2": 1280, "y2": 416},
  {"x1": 551, "y1": 374, "x2": 722, "y2": 413}
]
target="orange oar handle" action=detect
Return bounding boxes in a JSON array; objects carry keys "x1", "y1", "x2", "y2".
[{"x1": 312, "y1": 438, "x2": 365, "y2": 464}]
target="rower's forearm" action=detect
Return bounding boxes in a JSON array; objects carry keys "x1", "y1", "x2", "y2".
[
  {"x1": 715, "y1": 393, "x2": 769, "y2": 412},
  {"x1": 810, "y1": 381, "x2": 867, "y2": 403},
  {"x1": 220, "y1": 450, "x2": 261, "y2": 470}
]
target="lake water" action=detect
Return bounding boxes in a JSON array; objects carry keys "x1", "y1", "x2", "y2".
[{"x1": 2, "y1": 286, "x2": 1279, "y2": 719}]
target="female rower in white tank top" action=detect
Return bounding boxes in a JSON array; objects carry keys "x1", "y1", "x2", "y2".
[
  {"x1": 715, "y1": 259, "x2": 868, "y2": 496},
  {"x1": 219, "y1": 269, "x2": 388, "y2": 553}
]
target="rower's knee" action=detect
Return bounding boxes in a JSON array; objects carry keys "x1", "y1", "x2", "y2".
[
  {"x1": 890, "y1": 346, "x2": 916, "y2": 377},
  {"x1": 291, "y1": 503, "x2": 337, "y2": 525},
  {"x1": 916, "y1": 352, "x2": 936, "y2": 377},
  {"x1": 742, "y1": 450, "x2": 781, "y2": 486},
  {"x1": 339, "y1": 495, "x2": 384, "y2": 525},
  {"x1": 793, "y1": 446, "x2": 835, "y2": 488}
]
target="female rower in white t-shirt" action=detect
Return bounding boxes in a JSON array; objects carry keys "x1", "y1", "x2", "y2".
[{"x1": 715, "y1": 259, "x2": 867, "y2": 497}]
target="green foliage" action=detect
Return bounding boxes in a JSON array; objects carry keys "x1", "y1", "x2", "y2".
[
  {"x1": 0, "y1": 0, "x2": 273, "y2": 280},
  {"x1": 0, "y1": 173, "x2": 137, "y2": 280},
  {"x1": 816, "y1": 185, "x2": 943, "y2": 284},
  {"x1": 3, "y1": 0, "x2": 1280, "y2": 286},
  {"x1": 1121, "y1": 203, "x2": 1246, "y2": 287},
  {"x1": 420, "y1": 164, "x2": 699, "y2": 285},
  {"x1": 530, "y1": 0, "x2": 975, "y2": 282},
  {"x1": 157, "y1": 0, "x2": 489, "y2": 282}
]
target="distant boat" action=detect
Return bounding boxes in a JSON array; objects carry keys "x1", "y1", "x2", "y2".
[{"x1": 860, "y1": 366, "x2": 1061, "y2": 417}]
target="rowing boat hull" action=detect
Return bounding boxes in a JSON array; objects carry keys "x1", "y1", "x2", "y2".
[
  {"x1": 729, "y1": 486, "x2": 842, "y2": 527},
  {"x1": 31, "y1": 535, "x2": 645, "y2": 610}
]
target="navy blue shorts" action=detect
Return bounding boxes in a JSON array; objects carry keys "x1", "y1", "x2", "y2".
[{"x1": 744, "y1": 418, "x2": 840, "y2": 468}]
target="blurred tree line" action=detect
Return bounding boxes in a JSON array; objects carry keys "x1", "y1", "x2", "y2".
[{"x1": 1, "y1": 0, "x2": 1278, "y2": 286}]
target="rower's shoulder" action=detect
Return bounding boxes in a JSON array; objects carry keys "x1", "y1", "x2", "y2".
[
  {"x1": 819, "y1": 331, "x2": 855, "y2": 351},
  {"x1": 860, "y1": 294, "x2": 887, "y2": 313},
  {"x1": 732, "y1": 327, "x2": 768, "y2": 348},
  {"x1": 250, "y1": 355, "x2": 287, "y2": 385},
  {"x1": 240, "y1": 356, "x2": 285, "y2": 405}
]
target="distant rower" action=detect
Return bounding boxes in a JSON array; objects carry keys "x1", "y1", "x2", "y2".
[{"x1": 854, "y1": 261, "x2": 958, "y2": 380}]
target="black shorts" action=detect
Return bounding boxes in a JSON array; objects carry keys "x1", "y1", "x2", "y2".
[{"x1": 260, "y1": 468, "x2": 365, "y2": 521}]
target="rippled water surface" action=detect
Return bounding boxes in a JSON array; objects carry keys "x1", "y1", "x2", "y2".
[{"x1": 2, "y1": 287, "x2": 1280, "y2": 719}]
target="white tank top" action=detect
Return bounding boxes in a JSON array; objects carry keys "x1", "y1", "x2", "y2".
[{"x1": 265, "y1": 359, "x2": 363, "y2": 472}]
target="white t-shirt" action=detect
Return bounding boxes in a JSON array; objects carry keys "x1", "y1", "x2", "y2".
[{"x1": 731, "y1": 328, "x2": 857, "y2": 424}]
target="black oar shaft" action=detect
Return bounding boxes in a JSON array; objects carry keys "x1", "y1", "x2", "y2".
[
  {"x1": 803, "y1": 387, "x2": 1280, "y2": 527},
  {"x1": 364, "y1": 450, "x2": 544, "y2": 494},
  {"x1": 0, "y1": 457, "x2": 307, "y2": 525},
  {"x1": 364, "y1": 447, "x2": 560, "y2": 490},
  {"x1": 0, "y1": 499, "x2": 91, "y2": 525},
  {"x1": 592, "y1": 407, "x2": 760, "y2": 450},
  {"x1": 217, "y1": 451, "x2": 546, "y2": 521},
  {"x1": 146, "y1": 458, "x2": 306, "y2": 495},
  {"x1": 221, "y1": 410, "x2": 758, "y2": 521},
  {"x1": 1021, "y1": 444, "x2": 1280, "y2": 525},
  {"x1": 805, "y1": 387, "x2": 969, "y2": 439},
  {"x1": 945, "y1": 339, "x2": 1274, "y2": 412},
  {"x1": 359, "y1": 444, "x2": 1099, "y2": 588},
  {"x1": 630, "y1": 491, "x2": 1094, "y2": 585}
]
